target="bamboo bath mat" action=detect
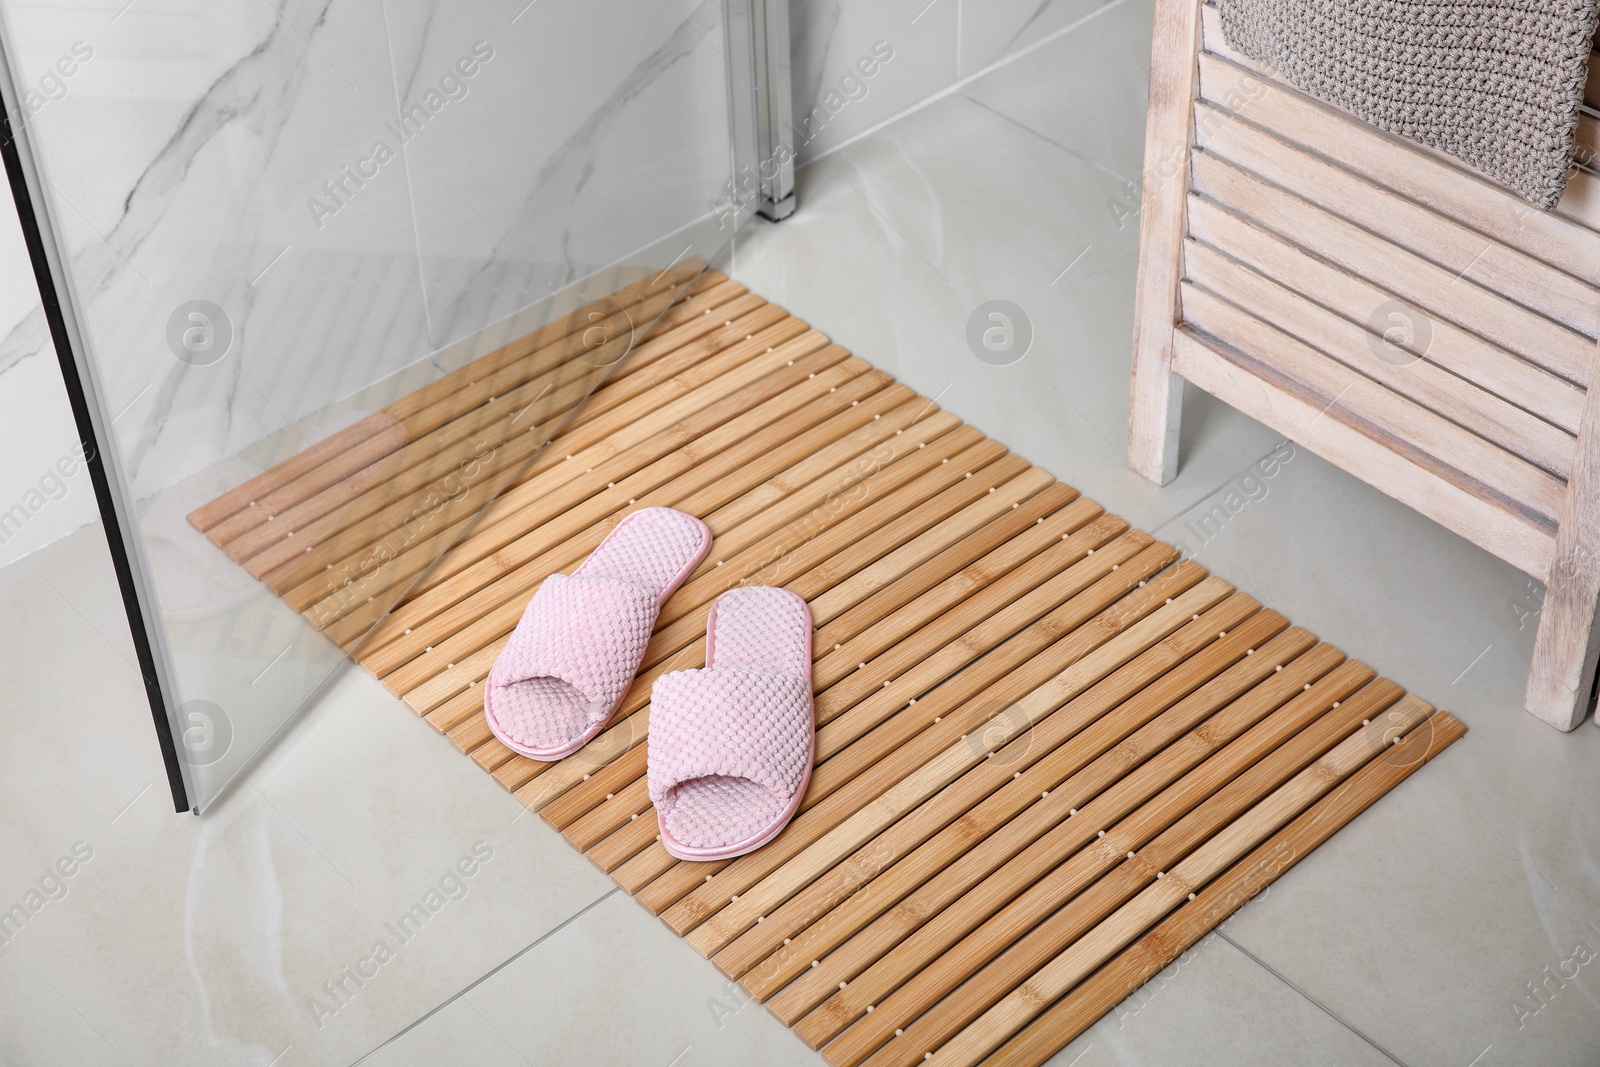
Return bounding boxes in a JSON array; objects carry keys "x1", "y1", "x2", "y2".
[{"x1": 192, "y1": 269, "x2": 1465, "y2": 1065}]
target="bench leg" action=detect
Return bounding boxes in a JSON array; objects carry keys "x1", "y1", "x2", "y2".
[
  {"x1": 1126, "y1": 0, "x2": 1202, "y2": 487},
  {"x1": 1129, "y1": 353, "x2": 1183, "y2": 485},
  {"x1": 1527, "y1": 561, "x2": 1600, "y2": 731},
  {"x1": 1527, "y1": 342, "x2": 1600, "y2": 730}
]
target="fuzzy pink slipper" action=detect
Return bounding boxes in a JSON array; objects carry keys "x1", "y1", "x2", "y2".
[
  {"x1": 485, "y1": 507, "x2": 711, "y2": 761},
  {"x1": 648, "y1": 587, "x2": 814, "y2": 861}
]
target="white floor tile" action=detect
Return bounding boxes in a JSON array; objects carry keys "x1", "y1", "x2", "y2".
[
  {"x1": 965, "y1": 0, "x2": 1156, "y2": 184},
  {"x1": 7, "y1": 7, "x2": 1598, "y2": 1066},
  {"x1": 729, "y1": 91, "x2": 1283, "y2": 539},
  {"x1": 0, "y1": 527, "x2": 612, "y2": 1067},
  {"x1": 1039, "y1": 923, "x2": 1386, "y2": 1066},
  {"x1": 368, "y1": 891, "x2": 819, "y2": 1066}
]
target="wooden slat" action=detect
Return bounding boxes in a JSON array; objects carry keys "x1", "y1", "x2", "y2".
[
  {"x1": 1171, "y1": 325, "x2": 1556, "y2": 577},
  {"x1": 196, "y1": 281, "x2": 1465, "y2": 1067},
  {"x1": 985, "y1": 709, "x2": 1468, "y2": 1067},
  {"x1": 589, "y1": 485, "x2": 1095, "y2": 878},
  {"x1": 641, "y1": 552, "x2": 1207, "y2": 922},
  {"x1": 544, "y1": 456, "x2": 1046, "y2": 835},
  {"x1": 690, "y1": 592, "x2": 1267, "y2": 961},
  {"x1": 1203, "y1": 1, "x2": 1600, "y2": 231},
  {"x1": 1183, "y1": 237, "x2": 1576, "y2": 477},
  {"x1": 842, "y1": 684, "x2": 1419, "y2": 1067},
  {"x1": 187, "y1": 412, "x2": 405, "y2": 533},
  {"x1": 309, "y1": 321, "x2": 836, "y2": 634},
  {"x1": 1167, "y1": 4, "x2": 1597, "y2": 736},
  {"x1": 202, "y1": 268, "x2": 716, "y2": 554},
  {"x1": 217, "y1": 355, "x2": 590, "y2": 559},
  {"x1": 1184, "y1": 194, "x2": 1585, "y2": 435},
  {"x1": 1199, "y1": 8, "x2": 1600, "y2": 285},
  {"x1": 356, "y1": 346, "x2": 875, "y2": 659},
  {"x1": 923, "y1": 695, "x2": 1441, "y2": 1066},
  {"x1": 528, "y1": 533, "x2": 1171, "y2": 899},
  {"x1": 1556, "y1": 169, "x2": 1600, "y2": 231},
  {"x1": 544, "y1": 446, "x2": 1033, "y2": 836},
  {"x1": 1193, "y1": 91, "x2": 1600, "y2": 341},
  {"x1": 1200, "y1": 3, "x2": 1600, "y2": 222},
  {"x1": 186, "y1": 263, "x2": 714, "y2": 536},
  {"x1": 383, "y1": 385, "x2": 938, "y2": 696},
  {"x1": 1179, "y1": 282, "x2": 1566, "y2": 528},
  {"x1": 1528, "y1": 357, "x2": 1600, "y2": 730},
  {"x1": 386, "y1": 261, "x2": 707, "y2": 424},
  {"x1": 255, "y1": 303, "x2": 802, "y2": 594},
  {"x1": 581, "y1": 491, "x2": 1099, "y2": 883},
  {"x1": 1579, "y1": 113, "x2": 1598, "y2": 170},
  {"x1": 303, "y1": 338, "x2": 853, "y2": 637},
  {"x1": 780, "y1": 639, "x2": 1356, "y2": 1049},
  {"x1": 532, "y1": 472, "x2": 1087, "y2": 826},
  {"x1": 758, "y1": 628, "x2": 1336, "y2": 1019},
  {"x1": 428, "y1": 409, "x2": 978, "y2": 780},
  {"x1": 1191, "y1": 144, "x2": 1597, "y2": 388},
  {"x1": 803, "y1": 657, "x2": 1378, "y2": 1061}
]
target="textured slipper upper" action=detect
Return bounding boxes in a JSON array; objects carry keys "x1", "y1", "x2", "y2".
[
  {"x1": 487, "y1": 507, "x2": 709, "y2": 755},
  {"x1": 649, "y1": 587, "x2": 813, "y2": 850},
  {"x1": 488, "y1": 575, "x2": 657, "y2": 747}
]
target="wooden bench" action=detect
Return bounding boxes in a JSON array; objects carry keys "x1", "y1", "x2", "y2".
[{"x1": 1128, "y1": 0, "x2": 1600, "y2": 729}]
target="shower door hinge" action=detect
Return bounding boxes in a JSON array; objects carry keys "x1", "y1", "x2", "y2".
[{"x1": 723, "y1": 0, "x2": 795, "y2": 222}]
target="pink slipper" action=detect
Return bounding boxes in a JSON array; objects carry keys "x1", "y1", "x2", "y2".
[
  {"x1": 485, "y1": 507, "x2": 711, "y2": 761},
  {"x1": 648, "y1": 587, "x2": 815, "y2": 861}
]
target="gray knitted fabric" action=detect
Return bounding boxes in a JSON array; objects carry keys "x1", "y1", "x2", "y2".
[{"x1": 1215, "y1": 0, "x2": 1600, "y2": 208}]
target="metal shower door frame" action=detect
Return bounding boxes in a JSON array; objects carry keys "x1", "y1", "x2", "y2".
[
  {"x1": 723, "y1": 0, "x2": 796, "y2": 222},
  {"x1": 0, "y1": 3, "x2": 794, "y2": 815},
  {"x1": 0, "y1": 26, "x2": 193, "y2": 810}
]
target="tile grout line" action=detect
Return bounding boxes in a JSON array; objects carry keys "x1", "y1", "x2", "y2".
[
  {"x1": 960, "y1": 92, "x2": 1140, "y2": 189},
  {"x1": 41, "y1": 976, "x2": 136, "y2": 1066},
  {"x1": 796, "y1": 0, "x2": 1142, "y2": 172},
  {"x1": 1147, "y1": 439, "x2": 1294, "y2": 538},
  {"x1": 1216, "y1": 930, "x2": 1412, "y2": 1067},
  {"x1": 1236, "y1": 968, "x2": 1338, "y2": 1067},
  {"x1": 352, "y1": 887, "x2": 621, "y2": 1064},
  {"x1": 1050, "y1": 381, "x2": 1126, "y2": 462},
  {"x1": 454, "y1": 984, "x2": 536, "y2": 1067},
  {"x1": 1440, "y1": 775, "x2": 1561, "y2": 891}
]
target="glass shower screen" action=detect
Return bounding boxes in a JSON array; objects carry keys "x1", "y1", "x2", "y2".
[{"x1": 0, "y1": 0, "x2": 755, "y2": 811}]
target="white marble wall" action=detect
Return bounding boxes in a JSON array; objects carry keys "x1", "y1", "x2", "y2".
[
  {"x1": 0, "y1": 0, "x2": 733, "y2": 507},
  {"x1": 787, "y1": 0, "x2": 1119, "y2": 161},
  {"x1": 0, "y1": 0, "x2": 1117, "y2": 569}
]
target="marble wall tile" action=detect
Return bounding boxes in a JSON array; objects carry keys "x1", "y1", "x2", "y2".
[
  {"x1": 964, "y1": 0, "x2": 1154, "y2": 184},
  {"x1": 784, "y1": 0, "x2": 1135, "y2": 167},
  {"x1": 958, "y1": 0, "x2": 1120, "y2": 75},
  {"x1": 4, "y1": 0, "x2": 432, "y2": 503},
  {"x1": 788, "y1": 0, "x2": 958, "y2": 162},
  {"x1": 389, "y1": 0, "x2": 734, "y2": 351},
  {"x1": 0, "y1": 0, "x2": 737, "y2": 506},
  {"x1": 0, "y1": 0, "x2": 1130, "y2": 563},
  {"x1": 0, "y1": 354, "x2": 98, "y2": 569}
]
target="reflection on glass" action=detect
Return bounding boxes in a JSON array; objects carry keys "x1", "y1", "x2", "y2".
[{"x1": 2, "y1": 0, "x2": 742, "y2": 808}]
